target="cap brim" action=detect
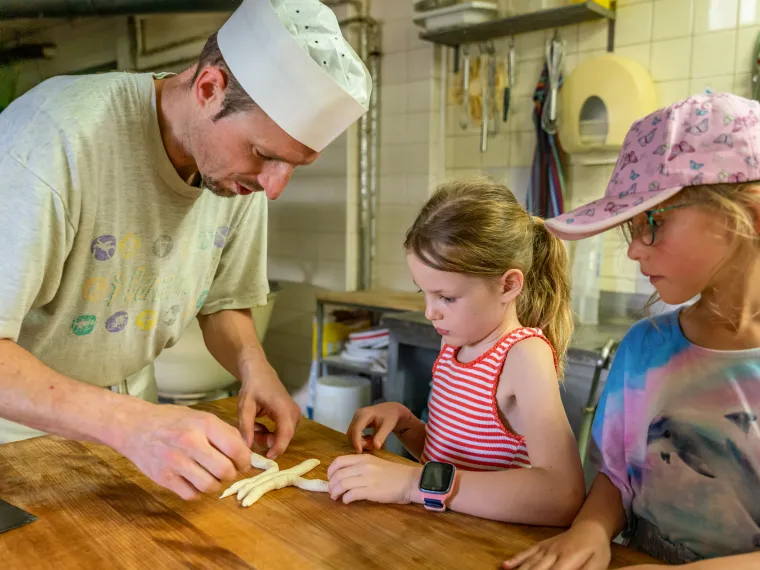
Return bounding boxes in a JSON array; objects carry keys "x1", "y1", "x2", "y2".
[{"x1": 545, "y1": 185, "x2": 686, "y2": 241}]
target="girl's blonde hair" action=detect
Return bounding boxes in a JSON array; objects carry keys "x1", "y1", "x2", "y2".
[
  {"x1": 647, "y1": 182, "x2": 760, "y2": 324},
  {"x1": 404, "y1": 178, "x2": 573, "y2": 377}
]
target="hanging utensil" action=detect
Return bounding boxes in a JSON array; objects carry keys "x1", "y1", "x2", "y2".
[
  {"x1": 480, "y1": 44, "x2": 490, "y2": 152},
  {"x1": 541, "y1": 29, "x2": 565, "y2": 135},
  {"x1": 459, "y1": 45, "x2": 471, "y2": 130},
  {"x1": 503, "y1": 36, "x2": 515, "y2": 123},
  {"x1": 487, "y1": 41, "x2": 498, "y2": 136}
]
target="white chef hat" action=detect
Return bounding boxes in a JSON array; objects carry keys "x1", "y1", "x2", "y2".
[{"x1": 217, "y1": 0, "x2": 372, "y2": 152}]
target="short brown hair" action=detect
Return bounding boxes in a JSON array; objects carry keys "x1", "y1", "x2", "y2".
[
  {"x1": 404, "y1": 178, "x2": 573, "y2": 376},
  {"x1": 190, "y1": 32, "x2": 257, "y2": 121}
]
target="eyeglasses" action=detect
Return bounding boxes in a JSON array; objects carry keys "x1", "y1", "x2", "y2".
[{"x1": 622, "y1": 203, "x2": 691, "y2": 246}]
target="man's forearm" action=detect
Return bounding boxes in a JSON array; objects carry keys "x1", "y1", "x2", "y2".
[
  {"x1": 197, "y1": 309, "x2": 266, "y2": 380},
  {"x1": 0, "y1": 339, "x2": 145, "y2": 449}
]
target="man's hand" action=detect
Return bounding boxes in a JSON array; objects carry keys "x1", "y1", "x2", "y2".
[
  {"x1": 117, "y1": 402, "x2": 252, "y2": 500},
  {"x1": 237, "y1": 359, "x2": 301, "y2": 458}
]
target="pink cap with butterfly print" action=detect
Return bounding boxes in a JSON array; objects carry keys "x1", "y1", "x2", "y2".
[{"x1": 546, "y1": 92, "x2": 760, "y2": 241}]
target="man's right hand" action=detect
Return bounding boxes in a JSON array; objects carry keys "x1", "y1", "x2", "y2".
[
  {"x1": 502, "y1": 521, "x2": 613, "y2": 570},
  {"x1": 346, "y1": 402, "x2": 412, "y2": 453},
  {"x1": 116, "y1": 403, "x2": 251, "y2": 500}
]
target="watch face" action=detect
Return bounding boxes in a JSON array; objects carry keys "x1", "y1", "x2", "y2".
[{"x1": 420, "y1": 462, "x2": 455, "y2": 493}]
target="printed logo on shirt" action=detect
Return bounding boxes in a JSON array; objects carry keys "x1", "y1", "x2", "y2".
[
  {"x1": 72, "y1": 315, "x2": 97, "y2": 336},
  {"x1": 152, "y1": 235, "x2": 173, "y2": 258},
  {"x1": 91, "y1": 235, "x2": 116, "y2": 261},
  {"x1": 214, "y1": 226, "x2": 229, "y2": 248},
  {"x1": 105, "y1": 311, "x2": 129, "y2": 333},
  {"x1": 118, "y1": 233, "x2": 141, "y2": 260}
]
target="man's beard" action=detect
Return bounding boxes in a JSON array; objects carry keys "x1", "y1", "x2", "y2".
[
  {"x1": 200, "y1": 174, "x2": 237, "y2": 198},
  {"x1": 200, "y1": 175, "x2": 263, "y2": 198}
]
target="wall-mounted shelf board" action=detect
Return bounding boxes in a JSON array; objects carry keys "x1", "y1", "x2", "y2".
[{"x1": 419, "y1": 1, "x2": 616, "y2": 51}]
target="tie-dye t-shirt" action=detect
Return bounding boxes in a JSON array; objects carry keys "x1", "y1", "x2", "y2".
[
  {"x1": 592, "y1": 310, "x2": 760, "y2": 562},
  {"x1": 0, "y1": 72, "x2": 268, "y2": 442}
]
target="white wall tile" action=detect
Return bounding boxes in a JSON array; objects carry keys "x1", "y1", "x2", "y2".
[
  {"x1": 509, "y1": 95, "x2": 537, "y2": 133},
  {"x1": 381, "y1": 113, "x2": 408, "y2": 145},
  {"x1": 381, "y1": 83, "x2": 408, "y2": 116},
  {"x1": 691, "y1": 30, "x2": 738, "y2": 77},
  {"x1": 616, "y1": 2, "x2": 655, "y2": 46},
  {"x1": 379, "y1": 175, "x2": 408, "y2": 205},
  {"x1": 482, "y1": 135, "x2": 511, "y2": 168},
  {"x1": 407, "y1": 46, "x2": 435, "y2": 81},
  {"x1": 452, "y1": 135, "x2": 484, "y2": 169},
  {"x1": 693, "y1": 0, "x2": 739, "y2": 33},
  {"x1": 564, "y1": 53, "x2": 581, "y2": 76},
  {"x1": 578, "y1": 19, "x2": 610, "y2": 52},
  {"x1": 509, "y1": 131, "x2": 537, "y2": 167},
  {"x1": 513, "y1": 58, "x2": 545, "y2": 98},
  {"x1": 383, "y1": 20, "x2": 409, "y2": 54},
  {"x1": 689, "y1": 74, "x2": 736, "y2": 95},
  {"x1": 578, "y1": 49, "x2": 609, "y2": 67},
  {"x1": 736, "y1": 25, "x2": 760, "y2": 74},
  {"x1": 316, "y1": 233, "x2": 347, "y2": 262},
  {"x1": 614, "y1": 43, "x2": 653, "y2": 72},
  {"x1": 404, "y1": 143, "x2": 432, "y2": 174},
  {"x1": 740, "y1": 0, "x2": 760, "y2": 25},
  {"x1": 655, "y1": 79, "x2": 692, "y2": 104},
  {"x1": 407, "y1": 79, "x2": 433, "y2": 113},
  {"x1": 653, "y1": 0, "x2": 695, "y2": 40},
  {"x1": 406, "y1": 111, "x2": 432, "y2": 144},
  {"x1": 382, "y1": 52, "x2": 408, "y2": 85},
  {"x1": 380, "y1": 143, "x2": 410, "y2": 175},
  {"x1": 651, "y1": 37, "x2": 693, "y2": 80},
  {"x1": 734, "y1": 72, "x2": 754, "y2": 97},
  {"x1": 515, "y1": 31, "x2": 547, "y2": 61}
]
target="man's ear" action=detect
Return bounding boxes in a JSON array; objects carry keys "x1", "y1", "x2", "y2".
[{"x1": 193, "y1": 65, "x2": 227, "y2": 117}]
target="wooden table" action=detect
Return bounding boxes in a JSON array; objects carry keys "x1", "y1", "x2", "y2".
[{"x1": 0, "y1": 398, "x2": 656, "y2": 569}]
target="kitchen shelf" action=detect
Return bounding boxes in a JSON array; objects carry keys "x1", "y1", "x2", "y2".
[
  {"x1": 323, "y1": 355, "x2": 387, "y2": 378},
  {"x1": 419, "y1": 1, "x2": 616, "y2": 50}
]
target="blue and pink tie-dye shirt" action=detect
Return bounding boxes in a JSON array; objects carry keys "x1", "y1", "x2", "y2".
[{"x1": 592, "y1": 310, "x2": 760, "y2": 562}]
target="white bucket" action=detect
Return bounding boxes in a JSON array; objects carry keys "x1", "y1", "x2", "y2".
[{"x1": 313, "y1": 375, "x2": 372, "y2": 434}]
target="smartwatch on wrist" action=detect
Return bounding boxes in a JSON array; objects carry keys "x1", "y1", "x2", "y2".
[{"x1": 418, "y1": 461, "x2": 456, "y2": 512}]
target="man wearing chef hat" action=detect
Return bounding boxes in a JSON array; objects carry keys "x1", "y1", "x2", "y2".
[{"x1": 0, "y1": 0, "x2": 370, "y2": 500}]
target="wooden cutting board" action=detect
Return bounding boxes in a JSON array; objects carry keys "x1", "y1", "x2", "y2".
[{"x1": 0, "y1": 397, "x2": 656, "y2": 569}]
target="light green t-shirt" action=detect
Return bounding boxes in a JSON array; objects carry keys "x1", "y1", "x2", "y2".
[{"x1": 0, "y1": 72, "x2": 269, "y2": 442}]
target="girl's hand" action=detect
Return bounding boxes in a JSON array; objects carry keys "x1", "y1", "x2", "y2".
[
  {"x1": 503, "y1": 521, "x2": 612, "y2": 569},
  {"x1": 327, "y1": 454, "x2": 422, "y2": 505},
  {"x1": 345, "y1": 402, "x2": 413, "y2": 453}
]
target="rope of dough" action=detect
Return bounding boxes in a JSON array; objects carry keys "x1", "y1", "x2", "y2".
[
  {"x1": 219, "y1": 452, "x2": 278, "y2": 499},
  {"x1": 220, "y1": 456, "x2": 329, "y2": 506}
]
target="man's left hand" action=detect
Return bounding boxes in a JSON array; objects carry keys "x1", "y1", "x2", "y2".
[{"x1": 237, "y1": 360, "x2": 301, "y2": 458}]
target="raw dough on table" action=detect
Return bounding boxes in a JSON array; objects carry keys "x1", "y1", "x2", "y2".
[{"x1": 221, "y1": 452, "x2": 329, "y2": 507}]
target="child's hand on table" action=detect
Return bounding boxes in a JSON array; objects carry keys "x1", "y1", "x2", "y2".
[
  {"x1": 327, "y1": 454, "x2": 422, "y2": 505},
  {"x1": 346, "y1": 402, "x2": 414, "y2": 452},
  {"x1": 503, "y1": 522, "x2": 612, "y2": 570}
]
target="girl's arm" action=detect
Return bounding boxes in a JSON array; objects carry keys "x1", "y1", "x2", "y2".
[
  {"x1": 413, "y1": 338, "x2": 586, "y2": 526},
  {"x1": 392, "y1": 410, "x2": 427, "y2": 459}
]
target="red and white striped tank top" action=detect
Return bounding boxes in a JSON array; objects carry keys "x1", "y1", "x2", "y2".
[{"x1": 421, "y1": 327, "x2": 555, "y2": 471}]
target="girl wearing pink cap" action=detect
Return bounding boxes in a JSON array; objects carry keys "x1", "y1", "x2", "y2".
[{"x1": 507, "y1": 92, "x2": 760, "y2": 569}]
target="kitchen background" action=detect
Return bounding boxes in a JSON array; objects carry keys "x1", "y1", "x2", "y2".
[{"x1": 1, "y1": 0, "x2": 758, "y2": 448}]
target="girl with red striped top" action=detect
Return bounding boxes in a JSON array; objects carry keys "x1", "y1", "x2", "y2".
[{"x1": 328, "y1": 179, "x2": 585, "y2": 525}]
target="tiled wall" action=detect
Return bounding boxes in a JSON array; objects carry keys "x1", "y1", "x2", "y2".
[{"x1": 445, "y1": 0, "x2": 760, "y2": 295}]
